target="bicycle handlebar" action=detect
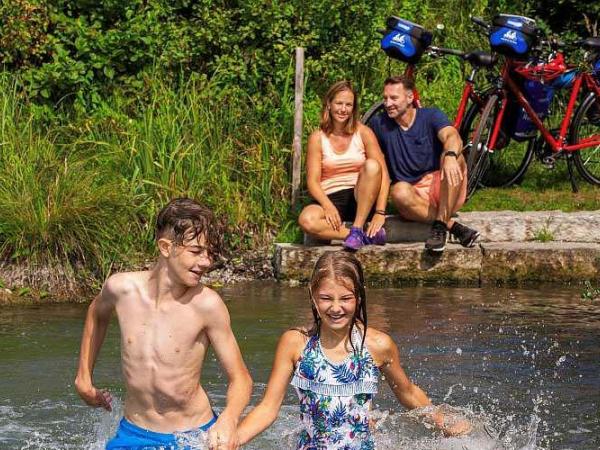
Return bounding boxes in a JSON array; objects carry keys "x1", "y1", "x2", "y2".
[
  {"x1": 428, "y1": 46, "x2": 466, "y2": 58},
  {"x1": 470, "y1": 16, "x2": 490, "y2": 31}
]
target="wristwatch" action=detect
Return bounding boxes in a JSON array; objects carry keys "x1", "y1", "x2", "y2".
[{"x1": 444, "y1": 151, "x2": 459, "y2": 158}]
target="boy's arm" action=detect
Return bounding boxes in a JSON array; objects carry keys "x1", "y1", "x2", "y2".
[
  {"x1": 237, "y1": 330, "x2": 301, "y2": 445},
  {"x1": 74, "y1": 280, "x2": 117, "y2": 411},
  {"x1": 203, "y1": 290, "x2": 253, "y2": 449}
]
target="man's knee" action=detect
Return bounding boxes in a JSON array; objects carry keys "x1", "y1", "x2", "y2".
[{"x1": 391, "y1": 182, "x2": 417, "y2": 208}]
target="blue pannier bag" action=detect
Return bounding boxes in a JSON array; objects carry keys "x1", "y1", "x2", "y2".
[
  {"x1": 381, "y1": 17, "x2": 432, "y2": 64},
  {"x1": 489, "y1": 14, "x2": 538, "y2": 59}
]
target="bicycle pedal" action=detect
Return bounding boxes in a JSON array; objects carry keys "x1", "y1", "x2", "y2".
[
  {"x1": 542, "y1": 155, "x2": 554, "y2": 165},
  {"x1": 542, "y1": 161, "x2": 555, "y2": 169}
]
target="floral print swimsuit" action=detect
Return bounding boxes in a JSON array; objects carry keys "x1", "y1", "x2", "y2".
[{"x1": 290, "y1": 327, "x2": 380, "y2": 450}]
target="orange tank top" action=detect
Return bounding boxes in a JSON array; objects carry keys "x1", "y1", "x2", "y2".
[{"x1": 320, "y1": 130, "x2": 366, "y2": 195}]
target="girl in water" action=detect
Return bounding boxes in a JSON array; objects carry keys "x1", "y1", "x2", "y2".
[
  {"x1": 237, "y1": 251, "x2": 469, "y2": 449},
  {"x1": 298, "y1": 81, "x2": 390, "y2": 251}
]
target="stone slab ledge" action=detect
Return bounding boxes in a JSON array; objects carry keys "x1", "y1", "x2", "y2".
[
  {"x1": 275, "y1": 242, "x2": 600, "y2": 285},
  {"x1": 303, "y1": 210, "x2": 600, "y2": 245}
]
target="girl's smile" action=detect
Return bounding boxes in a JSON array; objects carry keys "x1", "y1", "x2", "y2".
[{"x1": 313, "y1": 277, "x2": 357, "y2": 330}]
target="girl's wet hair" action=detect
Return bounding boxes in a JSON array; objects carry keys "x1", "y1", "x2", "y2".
[
  {"x1": 319, "y1": 80, "x2": 360, "y2": 135},
  {"x1": 307, "y1": 250, "x2": 368, "y2": 353},
  {"x1": 155, "y1": 198, "x2": 224, "y2": 260}
]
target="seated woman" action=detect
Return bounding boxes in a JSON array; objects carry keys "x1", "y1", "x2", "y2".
[{"x1": 298, "y1": 81, "x2": 390, "y2": 251}]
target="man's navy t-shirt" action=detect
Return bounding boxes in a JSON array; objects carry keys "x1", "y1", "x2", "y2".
[{"x1": 369, "y1": 108, "x2": 451, "y2": 183}]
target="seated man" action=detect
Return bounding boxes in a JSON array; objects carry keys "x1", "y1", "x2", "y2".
[
  {"x1": 75, "y1": 198, "x2": 252, "y2": 450},
  {"x1": 369, "y1": 75, "x2": 479, "y2": 252}
]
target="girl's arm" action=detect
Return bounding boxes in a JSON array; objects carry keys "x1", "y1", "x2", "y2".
[
  {"x1": 368, "y1": 329, "x2": 471, "y2": 436},
  {"x1": 237, "y1": 330, "x2": 303, "y2": 445},
  {"x1": 369, "y1": 330, "x2": 432, "y2": 409}
]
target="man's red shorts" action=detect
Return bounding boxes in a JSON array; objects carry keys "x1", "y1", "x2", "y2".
[{"x1": 412, "y1": 169, "x2": 467, "y2": 209}]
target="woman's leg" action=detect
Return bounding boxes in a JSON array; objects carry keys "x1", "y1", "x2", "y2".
[
  {"x1": 298, "y1": 204, "x2": 350, "y2": 240},
  {"x1": 352, "y1": 158, "x2": 382, "y2": 228}
]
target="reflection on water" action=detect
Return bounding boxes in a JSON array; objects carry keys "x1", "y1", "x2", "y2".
[{"x1": 1, "y1": 283, "x2": 599, "y2": 449}]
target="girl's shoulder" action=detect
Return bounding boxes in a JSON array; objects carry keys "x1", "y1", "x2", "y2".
[
  {"x1": 364, "y1": 327, "x2": 395, "y2": 365},
  {"x1": 280, "y1": 328, "x2": 312, "y2": 361}
]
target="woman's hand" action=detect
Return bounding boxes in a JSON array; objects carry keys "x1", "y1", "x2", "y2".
[
  {"x1": 323, "y1": 205, "x2": 342, "y2": 231},
  {"x1": 366, "y1": 213, "x2": 385, "y2": 237}
]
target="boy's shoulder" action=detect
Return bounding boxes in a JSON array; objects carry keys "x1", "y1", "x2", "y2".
[
  {"x1": 101, "y1": 271, "x2": 148, "y2": 299},
  {"x1": 185, "y1": 285, "x2": 231, "y2": 321}
]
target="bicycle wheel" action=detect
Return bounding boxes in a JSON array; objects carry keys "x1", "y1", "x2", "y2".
[
  {"x1": 464, "y1": 99, "x2": 533, "y2": 188},
  {"x1": 466, "y1": 95, "x2": 498, "y2": 198},
  {"x1": 361, "y1": 100, "x2": 385, "y2": 126},
  {"x1": 570, "y1": 92, "x2": 600, "y2": 185}
]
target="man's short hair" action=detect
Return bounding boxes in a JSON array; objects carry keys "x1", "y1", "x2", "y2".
[
  {"x1": 384, "y1": 75, "x2": 416, "y2": 92},
  {"x1": 155, "y1": 198, "x2": 224, "y2": 259}
]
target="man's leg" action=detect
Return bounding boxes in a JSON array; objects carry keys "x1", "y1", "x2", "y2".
[
  {"x1": 435, "y1": 156, "x2": 467, "y2": 228},
  {"x1": 298, "y1": 204, "x2": 350, "y2": 241},
  {"x1": 390, "y1": 181, "x2": 436, "y2": 223},
  {"x1": 434, "y1": 157, "x2": 479, "y2": 247}
]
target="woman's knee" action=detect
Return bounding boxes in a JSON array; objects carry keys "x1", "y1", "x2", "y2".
[
  {"x1": 360, "y1": 158, "x2": 382, "y2": 178},
  {"x1": 298, "y1": 207, "x2": 321, "y2": 233}
]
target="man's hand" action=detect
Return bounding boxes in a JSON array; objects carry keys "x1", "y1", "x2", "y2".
[
  {"x1": 75, "y1": 380, "x2": 112, "y2": 411},
  {"x1": 323, "y1": 204, "x2": 342, "y2": 231},
  {"x1": 366, "y1": 213, "x2": 385, "y2": 238},
  {"x1": 440, "y1": 156, "x2": 463, "y2": 187},
  {"x1": 208, "y1": 414, "x2": 239, "y2": 450}
]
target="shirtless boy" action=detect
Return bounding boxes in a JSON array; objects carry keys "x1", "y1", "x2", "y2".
[{"x1": 75, "y1": 198, "x2": 252, "y2": 450}]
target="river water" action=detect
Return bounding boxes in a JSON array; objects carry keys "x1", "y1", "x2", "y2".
[{"x1": 1, "y1": 282, "x2": 598, "y2": 449}]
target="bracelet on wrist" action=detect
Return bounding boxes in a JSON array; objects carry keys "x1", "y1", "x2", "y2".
[
  {"x1": 374, "y1": 210, "x2": 386, "y2": 216},
  {"x1": 443, "y1": 151, "x2": 459, "y2": 158}
]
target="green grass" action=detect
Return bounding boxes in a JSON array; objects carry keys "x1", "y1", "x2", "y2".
[
  {"x1": 464, "y1": 163, "x2": 600, "y2": 212},
  {"x1": 0, "y1": 64, "x2": 598, "y2": 281}
]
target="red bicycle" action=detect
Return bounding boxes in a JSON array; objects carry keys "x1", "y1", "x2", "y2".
[
  {"x1": 361, "y1": 17, "x2": 496, "y2": 158},
  {"x1": 467, "y1": 14, "x2": 600, "y2": 197}
]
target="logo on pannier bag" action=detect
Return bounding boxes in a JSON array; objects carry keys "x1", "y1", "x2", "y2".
[
  {"x1": 392, "y1": 34, "x2": 407, "y2": 46},
  {"x1": 502, "y1": 30, "x2": 517, "y2": 43}
]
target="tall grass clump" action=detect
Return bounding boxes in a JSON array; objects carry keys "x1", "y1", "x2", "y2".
[
  {"x1": 77, "y1": 72, "x2": 298, "y2": 251},
  {"x1": 0, "y1": 74, "x2": 135, "y2": 273}
]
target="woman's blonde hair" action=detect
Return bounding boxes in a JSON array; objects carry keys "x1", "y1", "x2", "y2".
[{"x1": 319, "y1": 81, "x2": 359, "y2": 135}]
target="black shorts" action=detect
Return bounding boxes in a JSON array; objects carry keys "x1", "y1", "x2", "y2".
[{"x1": 312, "y1": 188, "x2": 358, "y2": 222}]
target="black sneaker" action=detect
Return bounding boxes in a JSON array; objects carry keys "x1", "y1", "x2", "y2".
[
  {"x1": 450, "y1": 222, "x2": 480, "y2": 248},
  {"x1": 425, "y1": 220, "x2": 448, "y2": 252}
]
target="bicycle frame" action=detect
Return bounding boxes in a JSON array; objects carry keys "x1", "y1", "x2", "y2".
[
  {"x1": 402, "y1": 62, "x2": 487, "y2": 129},
  {"x1": 487, "y1": 61, "x2": 600, "y2": 153}
]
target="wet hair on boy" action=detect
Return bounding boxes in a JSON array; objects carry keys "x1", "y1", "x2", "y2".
[{"x1": 155, "y1": 197, "x2": 225, "y2": 261}]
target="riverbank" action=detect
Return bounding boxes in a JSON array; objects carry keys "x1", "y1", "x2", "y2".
[
  {"x1": 0, "y1": 248, "x2": 274, "y2": 305},
  {"x1": 2, "y1": 211, "x2": 599, "y2": 305}
]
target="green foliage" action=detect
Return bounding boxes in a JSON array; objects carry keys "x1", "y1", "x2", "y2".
[
  {"x1": 581, "y1": 280, "x2": 600, "y2": 301},
  {"x1": 0, "y1": 0, "x2": 598, "y2": 277}
]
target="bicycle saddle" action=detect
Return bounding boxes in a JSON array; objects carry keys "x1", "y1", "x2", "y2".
[
  {"x1": 581, "y1": 37, "x2": 600, "y2": 50},
  {"x1": 464, "y1": 51, "x2": 497, "y2": 68}
]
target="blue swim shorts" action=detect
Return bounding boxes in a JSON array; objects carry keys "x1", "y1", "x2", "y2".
[{"x1": 105, "y1": 413, "x2": 218, "y2": 450}]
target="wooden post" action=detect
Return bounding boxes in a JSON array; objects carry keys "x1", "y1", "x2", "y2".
[{"x1": 291, "y1": 47, "x2": 304, "y2": 209}]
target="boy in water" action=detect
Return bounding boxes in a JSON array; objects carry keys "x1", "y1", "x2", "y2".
[{"x1": 75, "y1": 198, "x2": 252, "y2": 450}]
